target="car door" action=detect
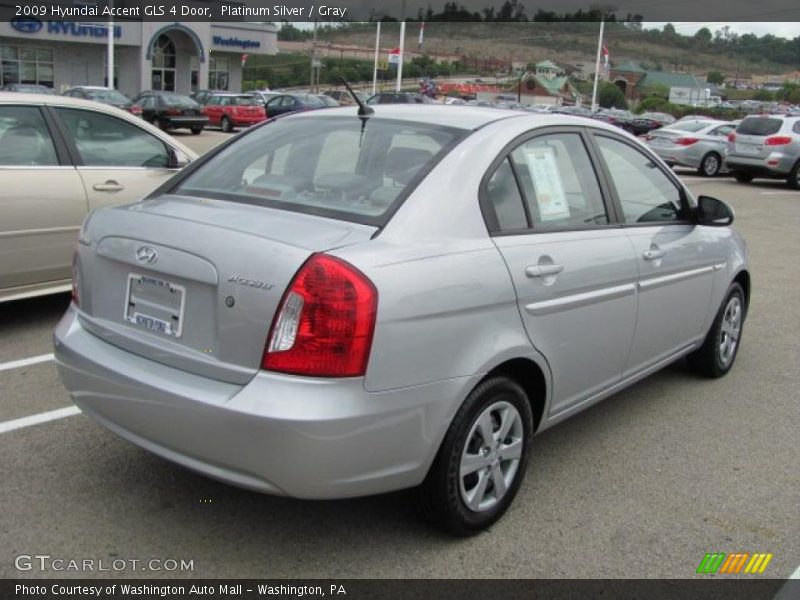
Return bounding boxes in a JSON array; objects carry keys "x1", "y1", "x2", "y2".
[
  {"x1": 51, "y1": 106, "x2": 182, "y2": 212},
  {"x1": 265, "y1": 96, "x2": 286, "y2": 118},
  {"x1": 485, "y1": 129, "x2": 639, "y2": 415},
  {"x1": 0, "y1": 104, "x2": 87, "y2": 292},
  {"x1": 591, "y1": 133, "x2": 717, "y2": 376},
  {"x1": 204, "y1": 95, "x2": 222, "y2": 125}
]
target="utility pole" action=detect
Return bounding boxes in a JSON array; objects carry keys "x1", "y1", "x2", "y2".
[
  {"x1": 372, "y1": 21, "x2": 381, "y2": 96},
  {"x1": 106, "y1": 0, "x2": 114, "y2": 89},
  {"x1": 310, "y1": 20, "x2": 318, "y2": 91},
  {"x1": 396, "y1": 21, "x2": 405, "y2": 93},
  {"x1": 590, "y1": 18, "x2": 605, "y2": 113}
]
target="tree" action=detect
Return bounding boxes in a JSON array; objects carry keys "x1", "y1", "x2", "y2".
[
  {"x1": 598, "y1": 82, "x2": 628, "y2": 109},
  {"x1": 753, "y1": 89, "x2": 774, "y2": 101},
  {"x1": 706, "y1": 71, "x2": 725, "y2": 85},
  {"x1": 693, "y1": 27, "x2": 712, "y2": 49}
]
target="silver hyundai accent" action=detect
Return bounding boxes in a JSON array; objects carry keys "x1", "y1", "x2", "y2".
[{"x1": 55, "y1": 105, "x2": 750, "y2": 535}]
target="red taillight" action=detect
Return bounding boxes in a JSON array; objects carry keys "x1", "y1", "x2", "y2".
[
  {"x1": 129, "y1": 105, "x2": 143, "y2": 115},
  {"x1": 765, "y1": 135, "x2": 792, "y2": 146},
  {"x1": 645, "y1": 134, "x2": 654, "y2": 141},
  {"x1": 676, "y1": 137, "x2": 699, "y2": 146},
  {"x1": 166, "y1": 108, "x2": 182, "y2": 116},
  {"x1": 262, "y1": 254, "x2": 378, "y2": 377},
  {"x1": 727, "y1": 132, "x2": 736, "y2": 142}
]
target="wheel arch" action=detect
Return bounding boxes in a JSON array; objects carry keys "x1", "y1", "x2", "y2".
[
  {"x1": 478, "y1": 357, "x2": 548, "y2": 433},
  {"x1": 733, "y1": 269, "x2": 751, "y2": 316}
]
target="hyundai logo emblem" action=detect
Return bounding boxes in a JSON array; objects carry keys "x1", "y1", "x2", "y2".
[
  {"x1": 135, "y1": 246, "x2": 158, "y2": 264},
  {"x1": 10, "y1": 17, "x2": 43, "y2": 34}
]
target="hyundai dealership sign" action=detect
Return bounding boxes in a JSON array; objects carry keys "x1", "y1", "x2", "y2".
[{"x1": 9, "y1": 16, "x2": 121, "y2": 38}]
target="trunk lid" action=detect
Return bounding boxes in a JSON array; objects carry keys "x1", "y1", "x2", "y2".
[
  {"x1": 77, "y1": 195, "x2": 376, "y2": 384},
  {"x1": 733, "y1": 117, "x2": 784, "y2": 159}
]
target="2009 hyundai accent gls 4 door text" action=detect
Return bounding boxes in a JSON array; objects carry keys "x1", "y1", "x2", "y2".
[{"x1": 55, "y1": 106, "x2": 750, "y2": 535}]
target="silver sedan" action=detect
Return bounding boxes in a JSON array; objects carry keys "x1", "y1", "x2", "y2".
[
  {"x1": 55, "y1": 106, "x2": 750, "y2": 535},
  {"x1": 646, "y1": 119, "x2": 736, "y2": 176}
]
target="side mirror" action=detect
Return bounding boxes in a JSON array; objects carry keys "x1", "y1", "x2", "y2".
[
  {"x1": 697, "y1": 195, "x2": 734, "y2": 226},
  {"x1": 167, "y1": 147, "x2": 191, "y2": 170}
]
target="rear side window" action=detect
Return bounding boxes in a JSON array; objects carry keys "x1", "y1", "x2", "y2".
[
  {"x1": 0, "y1": 105, "x2": 58, "y2": 166},
  {"x1": 175, "y1": 116, "x2": 467, "y2": 226},
  {"x1": 485, "y1": 158, "x2": 528, "y2": 231},
  {"x1": 667, "y1": 121, "x2": 715, "y2": 133},
  {"x1": 737, "y1": 117, "x2": 782, "y2": 136}
]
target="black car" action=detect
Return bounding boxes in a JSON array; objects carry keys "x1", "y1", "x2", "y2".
[
  {"x1": 366, "y1": 92, "x2": 435, "y2": 105},
  {"x1": 264, "y1": 93, "x2": 326, "y2": 118},
  {"x1": 131, "y1": 91, "x2": 208, "y2": 134},
  {"x1": 63, "y1": 86, "x2": 141, "y2": 116},
  {"x1": 0, "y1": 83, "x2": 56, "y2": 95}
]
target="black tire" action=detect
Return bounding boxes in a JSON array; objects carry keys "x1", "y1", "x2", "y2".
[
  {"x1": 733, "y1": 171, "x2": 753, "y2": 183},
  {"x1": 221, "y1": 116, "x2": 233, "y2": 133},
  {"x1": 154, "y1": 118, "x2": 168, "y2": 131},
  {"x1": 190, "y1": 126, "x2": 203, "y2": 135},
  {"x1": 786, "y1": 161, "x2": 800, "y2": 190},
  {"x1": 416, "y1": 376, "x2": 533, "y2": 536},
  {"x1": 698, "y1": 152, "x2": 721, "y2": 177},
  {"x1": 687, "y1": 282, "x2": 746, "y2": 378}
]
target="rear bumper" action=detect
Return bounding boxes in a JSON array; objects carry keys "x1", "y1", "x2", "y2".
[
  {"x1": 231, "y1": 115, "x2": 265, "y2": 126},
  {"x1": 650, "y1": 145, "x2": 701, "y2": 169},
  {"x1": 164, "y1": 116, "x2": 208, "y2": 128},
  {"x1": 54, "y1": 306, "x2": 473, "y2": 499},
  {"x1": 725, "y1": 153, "x2": 794, "y2": 176}
]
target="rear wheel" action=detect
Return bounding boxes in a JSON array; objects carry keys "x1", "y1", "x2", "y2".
[
  {"x1": 786, "y1": 161, "x2": 800, "y2": 190},
  {"x1": 190, "y1": 126, "x2": 203, "y2": 135},
  {"x1": 699, "y1": 152, "x2": 721, "y2": 177},
  {"x1": 687, "y1": 282, "x2": 745, "y2": 378},
  {"x1": 733, "y1": 171, "x2": 753, "y2": 183},
  {"x1": 416, "y1": 376, "x2": 533, "y2": 536},
  {"x1": 221, "y1": 116, "x2": 233, "y2": 133},
  {"x1": 154, "y1": 118, "x2": 168, "y2": 131}
]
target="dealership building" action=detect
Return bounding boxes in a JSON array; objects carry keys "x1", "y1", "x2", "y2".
[{"x1": 0, "y1": 19, "x2": 277, "y2": 98}]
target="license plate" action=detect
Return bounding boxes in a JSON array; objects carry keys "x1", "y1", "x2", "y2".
[
  {"x1": 736, "y1": 143, "x2": 761, "y2": 155},
  {"x1": 124, "y1": 274, "x2": 186, "y2": 338}
]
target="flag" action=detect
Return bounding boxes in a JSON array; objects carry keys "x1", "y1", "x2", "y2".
[
  {"x1": 241, "y1": 54, "x2": 249, "y2": 68},
  {"x1": 602, "y1": 44, "x2": 609, "y2": 67},
  {"x1": 418, "y1": 22, "x2": 425, "y2": 48}
]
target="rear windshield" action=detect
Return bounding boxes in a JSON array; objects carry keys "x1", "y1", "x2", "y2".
[
  {"x1": 665, "y1": 121, "x2": 715, "y2": 133},
  {"x1": 737, "y1": 117, "x2": 782, "y2": 136},
  {"x1": 233, "y1": 96, "x2": 260, "y2": 106},
  {"x1": 85, "y1": 89, "x2": 130, "y2": 103},
  {"x1": 173, "y1": 116, "x2": 467, "y2": 226},
  {"x1": 160, "y1": 94, "x2": 199, "y2": 108}
]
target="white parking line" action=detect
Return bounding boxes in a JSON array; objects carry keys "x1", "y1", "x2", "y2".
[
  {"x1": 0, "y1": 353, "x2": 55, "y2": 372},
  {"x1": 0, "y1": 406, "x2": 81, "y2": 434},
  {"x1": 761, "y1": 191, "x2": 800, "y2": 195}
]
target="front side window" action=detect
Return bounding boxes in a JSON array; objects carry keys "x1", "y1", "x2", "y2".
[
  {"x1": 595, "y1": 136, "x2": 687, "y2": 224},
  {"x1": 510, "y1": 133, "x2": 608, "y2": 229},
  {"x1": 0, "y1": 105, "x2": 58, "y2": 166},
  {"x1": 175, "y1": 117, "x2": 466, "y2": 225},
  {"x1": 55, "y1": 108, "x2": 169, "y2": 168}
]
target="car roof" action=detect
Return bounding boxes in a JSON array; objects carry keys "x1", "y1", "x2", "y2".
[
  {"x1": 71, "y1": 86, "x2": 113, "y2": 90},
  {"x1": 286, "y1": 104, "x2": 629, "y2": 132},
  {"x1": 0, "y1": 91, "x2": 197, "y2": 158}
]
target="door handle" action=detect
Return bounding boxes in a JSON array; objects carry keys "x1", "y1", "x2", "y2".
[
  {"x1": 526, "y1": 264, "x2": 564, "y2": 278},
  {"x1": 643, "y1": 249, "x2": 666, "y2": 261},
  {"x1": 92, "y1": 180, "x2": 124, "y2": 192}
]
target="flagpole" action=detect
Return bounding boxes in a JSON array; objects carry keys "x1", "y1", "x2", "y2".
[
  {"x1": 396, "y1": 21, "x2": 405, "y2": 93},
  {"x1": 590, "y1": 18, "x2": 605, "y2": 113},
  {"x1": 372, "y1": 21, "x2": 381, "y2": 96}
]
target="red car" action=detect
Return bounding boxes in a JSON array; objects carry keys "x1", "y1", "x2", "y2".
[{"x1": 202, "y1": 94, "x2": 266, "y2": 133}]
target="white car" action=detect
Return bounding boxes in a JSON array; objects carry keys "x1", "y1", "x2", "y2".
[{"x1": 0, "y1": 92, "x2": 197, "y2": 303}]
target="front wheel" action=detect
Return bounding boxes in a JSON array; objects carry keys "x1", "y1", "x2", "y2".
[
  {"x1": 687, "y1": 282, "x2": 745, "y2": 378},
  {"x1": 416, "y1": 376, "x2": 533, "y2": 536},
  {"x1": 190, "y1": 126, "x2": 203, "y2": 135},
  {"x1": 154, "y1": 118, "x2": 168, "y2": 131},
  {"x1": 699, "y1": 152, "x2": 721, "y2": 177},
  {"x1": 221, "y1": 116, "x2": 233, "y2": 133}
]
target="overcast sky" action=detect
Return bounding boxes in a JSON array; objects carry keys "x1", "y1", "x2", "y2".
[{"x1": 647, "y1": 22, "x2": 800, "y2": 39}]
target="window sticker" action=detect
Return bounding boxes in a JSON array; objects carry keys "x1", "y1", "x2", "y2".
[{"x1": 525, "y1": 145, "x2": 570, "y2": 221}]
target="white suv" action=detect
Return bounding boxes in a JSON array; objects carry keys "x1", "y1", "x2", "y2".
[{"x1": 725, "y1": 114, "x2": 800, "y2": 188}]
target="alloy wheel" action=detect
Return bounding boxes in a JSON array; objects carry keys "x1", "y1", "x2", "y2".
[
  {"x1": 719, "y1": 296, "x2": 742, "y2": 367},
  {"x1": 459, "y1": 401, "x2": 524, "y2": 513}
]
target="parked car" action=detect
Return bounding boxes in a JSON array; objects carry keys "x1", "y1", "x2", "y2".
[
  {"x1": 324, "y1": 89, "x2": 366, "y2": 106},
  {"x1": 62, "y1": 86, "x2": 142, "y2": 116},
  {"x1": 725, "y1": 115, "x2": 800, "y2": 188},
  {"x1": 131, "y1": 91, "x2": 208, "y2": 134},
  {"x1": 264, "y1": 93, "x2": 326, "y2": 118},
  {"x1": 315, "y1": 94, "x2": 340, "y2": 108},
  {"x1": 0, "y1": 83, "x2": 56, "y2": 95},
  {"x1": 0, "y1": 92, "x2": 196, "y2": 303},
  {"x1": 245, "y1": 90, "x2": 281, "y2": 109},
  {"x1": 202, "y1": 93, "x2": 267, "y2": 133},
  {"x1": 639, "y1": 112, "x2": 676, "y2": 127},
  {"x1": 646, "y1": 120, "x2": 735, "y2": 176},
  {"x1": 366, "y1": 92, "x2": 436, "y2": 105},
  {"x1": 56, "y1": 106, "x2": 749, "y2": 535}
]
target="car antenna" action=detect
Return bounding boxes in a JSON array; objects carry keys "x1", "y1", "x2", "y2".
[{"x1": 338, "y1": 75, "x2": 373, "y2": 117}]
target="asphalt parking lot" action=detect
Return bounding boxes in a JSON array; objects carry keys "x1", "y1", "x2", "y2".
[{"x1": 1, "y1": 141, "x2": 798, "y2": 578}]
